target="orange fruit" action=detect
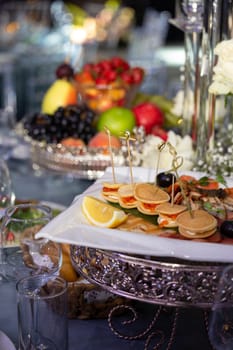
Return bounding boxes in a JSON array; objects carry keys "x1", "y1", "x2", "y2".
[
  {"x1": 59, "y1": 243, "x2": 79, "y2": 282},
  {"x1": 88, "y1": 131, "x2": 121, "y2": 149}
]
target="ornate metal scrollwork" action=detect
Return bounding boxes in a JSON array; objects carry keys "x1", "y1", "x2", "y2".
[{"x1": 70, "y1": 245, "x2": 227, "y2": 308}]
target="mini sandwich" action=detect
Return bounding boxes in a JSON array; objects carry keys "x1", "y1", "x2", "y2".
[
  {"x1": 134, "y1": 183, "x2": 170, "y2": 215},
  {"x1": 176, "y1": 209, "x2": 217, "y2": 239},
  {"x1": 102, "y1": 182, "x2": 125, "y2": 203},
  {"x1": 156, "y1": 203, "x2": 187, "y2": 228},
  {"x1": 118, "y1": 184, "x2": 138, "y2": 209}
]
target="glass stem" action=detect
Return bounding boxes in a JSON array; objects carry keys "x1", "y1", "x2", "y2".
[
  {"x1": 183, "y1": 31, "x2": 202, "y2": 141},
  {"x1": 195, "y1": 0, "x2": 222, "y2": 167}
]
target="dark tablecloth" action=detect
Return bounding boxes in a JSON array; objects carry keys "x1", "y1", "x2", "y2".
[{"x1": 0, "y1": 280, "x2": 214, "y2": 350}]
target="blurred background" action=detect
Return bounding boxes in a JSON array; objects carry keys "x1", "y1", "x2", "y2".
[{"x1": 0, "y1": 0, "x2": 185, "y2": 121}]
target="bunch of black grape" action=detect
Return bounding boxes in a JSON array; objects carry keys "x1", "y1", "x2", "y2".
[{"x1": 23, "y1": 104, "x2": 97, "y2": 145}]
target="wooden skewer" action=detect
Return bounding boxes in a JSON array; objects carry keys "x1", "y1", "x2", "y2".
[
  {"x1": 121, "y1": 131, "x2": 136, "y2": 186},
  {"x1": 171, "y1": 155, "x2": 193, "y2": 218},
  {"x1": 171, "y1": 173, "x2": 175, "y2": 206},
  {"x1": 155, "y1": 141, "x2": 166, "y2": 185},
  {"x1": 104, "y1": 127, "x2": 116, "y2": 184}
]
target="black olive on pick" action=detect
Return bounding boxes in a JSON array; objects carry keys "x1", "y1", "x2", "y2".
[
  {"x1": 220, "y1": 220, "x2": 233, "y2": 238},
  {"x1": 156, "y1": 172, "x2": 176, "y2": 188}
]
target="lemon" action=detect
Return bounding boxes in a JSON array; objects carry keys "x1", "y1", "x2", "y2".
[{"x1": 82, "y1": 196, "x2": 127, "y2": 228}]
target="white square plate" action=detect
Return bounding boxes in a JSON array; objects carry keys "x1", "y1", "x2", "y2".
[{"x1": 36, "y1": 166, "x2": 233, "y2": 263}]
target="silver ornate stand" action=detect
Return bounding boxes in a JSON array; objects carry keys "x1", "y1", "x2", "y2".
[
  {"x1": 71, "y1": 246, "x2": 223, "y2": 349},
  {"x1": 70, "y1": 246, "x2": 227, "y2": 309}
]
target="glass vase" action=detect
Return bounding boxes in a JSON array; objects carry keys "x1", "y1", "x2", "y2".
[{"x1": 171, "y1": 0, "x2": 233, "y2": 174}]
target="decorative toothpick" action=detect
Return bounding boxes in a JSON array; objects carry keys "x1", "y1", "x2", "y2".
[
  {"x1": 167, "y1": 142, "x2": 177, "y2": 159},
  {"x1": 171, "y1": 173, "x2": 175, "y2": 206},
  {"x1": 121, "y1": 131, "x2": 136, "y2": 185},
  {"x1": 104, "y1": 126, "x2": 116, "y2": 184},
  {"x1": 155, "y1": 141, "x2": 166, "y2": 185},
  {"x1": 167, "y1": 143, "x2": 193, "y2": 217}
]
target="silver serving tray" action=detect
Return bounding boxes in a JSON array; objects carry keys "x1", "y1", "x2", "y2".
[{"x1": 71, "y1": 245, "x2": 227, "y2": 308}]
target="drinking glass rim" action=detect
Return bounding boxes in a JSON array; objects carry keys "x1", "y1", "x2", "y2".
[
  {"x1": 16, "y1": 275, "x2": 68, "y2": 300},
  {"x1": 3, "y1": 203, "x2": 53, "y2": 222}
]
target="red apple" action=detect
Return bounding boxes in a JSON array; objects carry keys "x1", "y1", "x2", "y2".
[{"x1": 132, "y1": 102, "x2": 164, "y2": 134}]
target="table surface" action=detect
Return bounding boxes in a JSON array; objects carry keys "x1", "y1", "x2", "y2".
[{"x1": 0, "y1": 157, "x2": 216, "y2": 350}]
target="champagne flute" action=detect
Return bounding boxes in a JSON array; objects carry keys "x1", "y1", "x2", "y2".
[
  {"x1": 1, "y1": 203, "x2": 62, "y2": 281},
  {"x1": 209, "y1": 265, "x2": 233, "y2": 350}
]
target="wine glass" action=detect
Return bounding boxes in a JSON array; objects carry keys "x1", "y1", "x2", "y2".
[
  {"x1": 209, "y1": 265, "x2": 233, "y2": 350},
  {"x1": 0, "y1": 203, "x2": 62, "y2": 281},
  {"x1": 170, "y1": 0, "x2": 204, "y2": 32},
  {"x1": 181, "y1": 0, "x2": 204, "y2": 21}
]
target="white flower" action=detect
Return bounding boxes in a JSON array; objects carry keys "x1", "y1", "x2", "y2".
[
  {"x1": 171, "y1": 89, "x2": 194, "y2": 120},
  {"x1": 140, "y1": 131, "x2": 194, "y2": 170},
  {"x1": 209, "y1": 39, "x2": 233, "y2": 95},
  {"x1": 214, "y1": 39, "x2": 233, "y2": 59}
]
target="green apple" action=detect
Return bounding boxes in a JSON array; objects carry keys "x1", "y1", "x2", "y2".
[
  {"x1": 41, "y1": 80, "x2": 77, "y2": 115},
  {"x1": 96, "y1": 107, "x2": 136, "y2": 137}
]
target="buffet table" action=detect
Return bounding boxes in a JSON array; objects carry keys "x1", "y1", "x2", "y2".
[{"x1": 0, "y1": 157, "x2": 217, "y2": 350}]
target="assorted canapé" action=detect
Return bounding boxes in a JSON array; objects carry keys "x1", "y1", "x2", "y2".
[{"x1": 82, "y1": 170, "x2": 233, "y2": 245}]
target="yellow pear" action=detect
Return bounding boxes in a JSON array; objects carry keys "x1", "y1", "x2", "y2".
[{"x1": 41, "y1": 79, "x2": 77, "y2": 115}]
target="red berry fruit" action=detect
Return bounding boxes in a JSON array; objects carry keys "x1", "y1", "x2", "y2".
[
  {"x1": 120, "y1": 70, "x2": 134, "y2": 84},
  {"x1": 131, "y1": 67, "x2": 144, "y2": 84},
  {"x1": 111, "y1": 56, "x2": 130, "y2": 72}
]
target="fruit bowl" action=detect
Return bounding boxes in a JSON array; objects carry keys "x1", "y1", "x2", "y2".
[
  {"x1": 30, "y1": 141, "x2": 127, "y2": 180},
  {"x1": 78, "y1": 82, "x2": 140, "y2": 114},
  {"x1": 15, "y1": 121, "x2": 143, "y2": 180},
  {"x1": 74, "y1": 56, "x2": 144, "y2": 114}
]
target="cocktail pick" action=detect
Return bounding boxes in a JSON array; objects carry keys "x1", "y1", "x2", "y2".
[
  {"x1": 167, "y1": 141, "x2": 177, "y2": 159},
  {"x1": 167, "y1": 144, "x2": 193, "y2": 217},
  {"x1": 171, "y1": 172, "x2": 175, "y2": 206},
  {"x1": 104, "y1": 126, "x2": 116, "y2": 184},
  {"x1": 155, "y1": 141, "x2": 166, "y2": 185},
  {"x1": 121, "y1": 131, "x2": 136, "y2": 186}
]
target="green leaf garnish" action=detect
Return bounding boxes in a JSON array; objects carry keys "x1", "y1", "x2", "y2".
[
  {"x1": 203, "y1": 202, "x2": 213, "y2": 210},
  {"x1": 198, "y1": 176, "x2": 210, "y2": 186},
  {"x1": 215, "y1": 173, "x2": 227, "y2": 187},
  {"x1": 107, "y1": 201, "x2": 158, "y2": 225}
]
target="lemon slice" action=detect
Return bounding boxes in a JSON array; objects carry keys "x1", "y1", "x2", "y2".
[{"x1": 82, "y1": 196, "x2": 127, "y2": 228}]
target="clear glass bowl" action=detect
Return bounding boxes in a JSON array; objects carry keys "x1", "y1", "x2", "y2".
[{"x1": 78, "y1": 82, "x2": 140, "y2": 114}]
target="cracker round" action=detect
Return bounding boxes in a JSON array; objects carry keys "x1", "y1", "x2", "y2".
[
  {"x1": 134, "y1": 183, "x2": 170, "y2": 203},
  {"x1": 156, "y1": 203, "x2": 187, "y2": 215},
  {"x1": 178, "y1": 226, "x2": 217, "y2": 239},
  {"x1": 137, "y1": 202, "x2": 158, "y2": 215},
  {"x1": 176, "y1": 209, "x2": 217, "y2": 233},
  {"x1": 118, "y1": 198, "x2": 137, "y2": 209}
]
